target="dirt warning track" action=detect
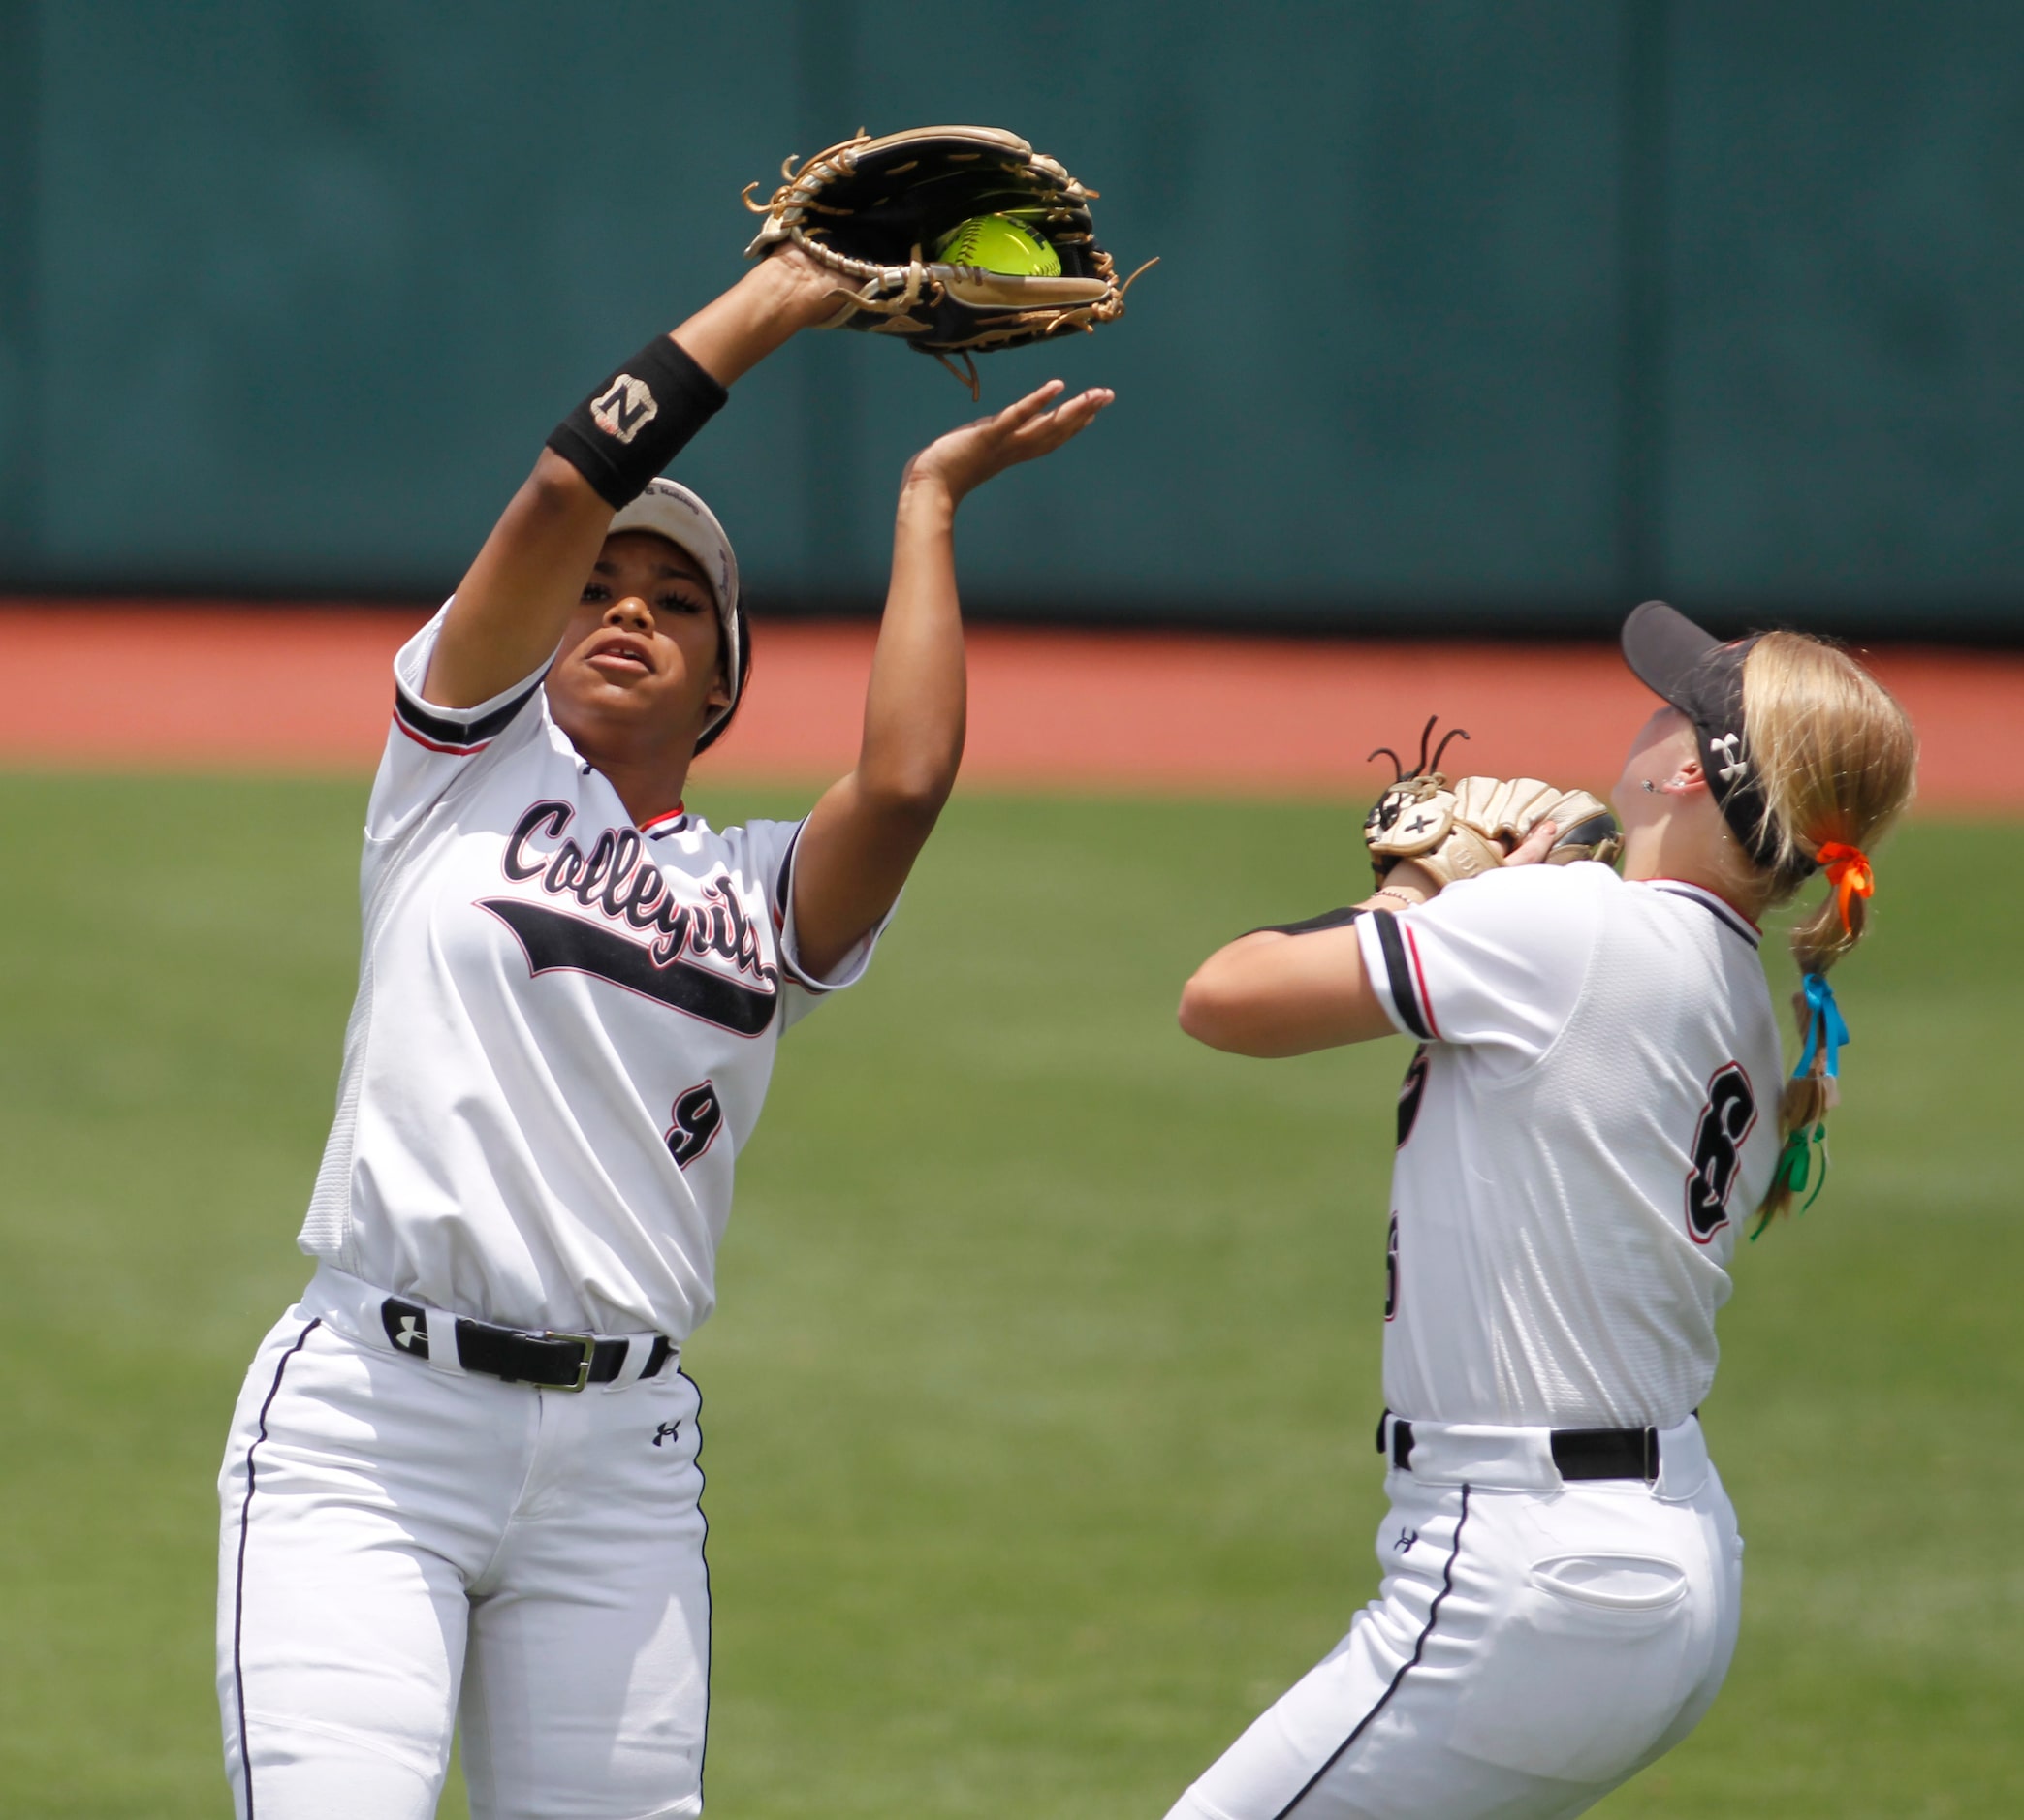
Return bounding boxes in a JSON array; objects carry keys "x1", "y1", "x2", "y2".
[{"x1": 0, "y1": 605, "x2": 2015, "y2": 809}]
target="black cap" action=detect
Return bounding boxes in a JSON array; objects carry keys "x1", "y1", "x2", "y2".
[{"x1": 1620, "y1": 600, "x2": 1794, "y2": 873}]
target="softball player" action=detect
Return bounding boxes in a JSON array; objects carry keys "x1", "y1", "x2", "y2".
[
  {"x1": 214, "y1": 246, "x2": 1111, "y2": 1820},
  {"x1": 1170, "y1": 603, "x2": 1916, "y2": 1818}
]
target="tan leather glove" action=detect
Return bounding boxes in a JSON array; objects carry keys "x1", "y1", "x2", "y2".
[{"x1": 1365, "y1": 774, "x2": 1624, "y2": 891}]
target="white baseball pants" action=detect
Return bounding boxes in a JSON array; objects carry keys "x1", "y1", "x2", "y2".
[
  {"x1": 1164, "y1": 1415, "x2": 1743, "y2": 1820},
  {"x1": 216, "y1": 1268, "x2": 710, "y2": 1820}
]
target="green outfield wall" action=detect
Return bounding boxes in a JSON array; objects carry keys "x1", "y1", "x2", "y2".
[{"x1": 1, "y1": 1, "x2": 2020, "y2": 632}]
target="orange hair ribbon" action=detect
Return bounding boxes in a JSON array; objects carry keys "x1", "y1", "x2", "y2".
[{"x1": 1814, "y1": 841, "x2": 1874, "y2": 932}]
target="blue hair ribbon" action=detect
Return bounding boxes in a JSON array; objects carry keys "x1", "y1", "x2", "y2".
[
  {"x1": 1755, "y1": 974, "x2": 1848, "y2": 1239},
  {"x1": 1792, "y1": 972, "x2": 1849, "y2": 1080}
]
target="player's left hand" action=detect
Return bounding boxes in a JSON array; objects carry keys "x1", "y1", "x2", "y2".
[
  {"x1": 902, "y1": 379, "x2": 1114, "y2": 505},
  {"x1": 1501, "y1": 818, "x2": 1562, "y2": 865},
  {"x1": 1391, "y1": 816, "x2": 1561, "y2": 897},
  {"x1": 754, "y1": 241, "x2": 858, "y2": 330}
]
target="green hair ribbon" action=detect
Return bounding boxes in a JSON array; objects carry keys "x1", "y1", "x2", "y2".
[{"x1": 1752, "y1": 1121, "x2": 1830, "y2": 1240}]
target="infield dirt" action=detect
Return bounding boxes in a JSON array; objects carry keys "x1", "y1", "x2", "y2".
[{"x1": 1, "y1": 604, "x2": 2016, "y2": 807}]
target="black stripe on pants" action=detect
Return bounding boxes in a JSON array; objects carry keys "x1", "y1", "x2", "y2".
[
  {"x1": 1270, "y1": 1483, "x2": 1473, "y2": 1819},
  {"x1": 230, "y1": 1320, "x2": 322, "y2": 1820}
]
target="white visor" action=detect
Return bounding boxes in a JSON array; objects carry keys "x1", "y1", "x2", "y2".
[{"x1": 605, "y1": 478, "x2": 743, "y2": 741}]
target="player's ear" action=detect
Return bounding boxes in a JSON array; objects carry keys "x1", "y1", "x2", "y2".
[
  {"x1": 1669, "y1": 756, "x2": 1710, "y2": 796},
  {"x1": 692, "y1": 601, "x2": 730, "y2": 708}
]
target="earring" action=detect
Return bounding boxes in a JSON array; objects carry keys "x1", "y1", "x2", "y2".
[{"x1": 1641, "y1": 779, "x2": 1659, "y2": 793}]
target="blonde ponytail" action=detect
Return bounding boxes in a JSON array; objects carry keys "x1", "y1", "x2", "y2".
[{"x1": 1738, "y1": 633, "x2": 1917, "y2": 1227}]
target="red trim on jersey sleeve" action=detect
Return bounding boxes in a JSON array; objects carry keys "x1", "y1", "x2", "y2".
[
  {"x1": 1404, "y1": 924, "x2": 1444, "y2": 1039},
  {"x1": 394, "y1": 718, "x2": 492, "y2": 758},
  {"x1": 390, "y1": 669, "x2": 545, "y2": 761}
]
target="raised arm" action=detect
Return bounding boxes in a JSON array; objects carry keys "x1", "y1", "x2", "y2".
[
  {"x1": 423, "y1": 252, "x2": 842, "y2": 709},
  {"x1": 787, "y1": 380, "x2": 1114, "y2": 981},
  {"x1": 1177, "y1": 915, "x2": 1402, "y2": 1057},
  {"x1": 1178, "y1": 820, "x2": 1564, "y2": 1056}
]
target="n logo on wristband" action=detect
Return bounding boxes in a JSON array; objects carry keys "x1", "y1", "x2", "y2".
[{"x1": 592, "y1": 374, "x2": 659, "y2": 444}]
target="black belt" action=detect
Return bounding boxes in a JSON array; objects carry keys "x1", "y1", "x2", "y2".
[
  {"x1": 1377, "y1": 1410, "x2": 1661, "y2": 1483},
  {"x1": 380, "y1": 1298, "x2": 673, "y2": 1392}
]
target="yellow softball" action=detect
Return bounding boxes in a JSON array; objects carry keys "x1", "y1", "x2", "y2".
[{"x1": 931, "y1": 213, "x2": 1062, "y2": 277}]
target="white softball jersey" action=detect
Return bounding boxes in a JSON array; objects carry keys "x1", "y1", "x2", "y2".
[
  {"x1": 297, "y1": 605, "x2": 885, "y2": 1339},
  {"x1": 1355, "y1": 863, "x2": 1782, "y2": 1430},
  {"x1": 1164, "y1": 863, "x2": 1769, "y2": 1820}
]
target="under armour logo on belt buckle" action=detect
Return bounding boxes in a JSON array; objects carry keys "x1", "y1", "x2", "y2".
[
  {"x1": 395, "y1": 1315, "x2": 424, "y2": 1350},
  {"x1": 1709, "y1": 733, "x2": 1748, "y2": 783}
]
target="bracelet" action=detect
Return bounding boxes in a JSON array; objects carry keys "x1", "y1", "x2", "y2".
[
  {"x1": 546, "y1": 335, "x2": 729, "y2": 509},
  {"x1": 1368, "y1": 887, "x2": 1421, "y2": 909}
]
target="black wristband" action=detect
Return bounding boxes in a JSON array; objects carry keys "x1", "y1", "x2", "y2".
[{"x1": 546, "y1": 335, "x2": 729, "y2": 509}]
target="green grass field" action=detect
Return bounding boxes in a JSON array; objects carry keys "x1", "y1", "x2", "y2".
[{"x1": 0, "y1": 773, "x2": 2016, "y2": 1819}]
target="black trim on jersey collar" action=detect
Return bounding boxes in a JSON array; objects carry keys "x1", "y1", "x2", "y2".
[
  {"x1": 1370, "y1": 909, "x2": 1435, "y2": 1041},
  {"x1": 1649, "y1": 881, "x2": 1761, "y2": 949},
  {"x1": 393, "y1": 675, "x2": 545, "y2": 752}
]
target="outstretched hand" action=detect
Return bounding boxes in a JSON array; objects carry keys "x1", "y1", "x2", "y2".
[{"x1": 903, "y1": 379, "x2": 1115, "y2": 506}]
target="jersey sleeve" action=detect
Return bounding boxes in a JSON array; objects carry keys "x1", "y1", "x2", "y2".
[
  {"x1": 1354, "y1": 864, "x2": 1610, "y2": 1068},
  {"x1": 365, "y1": 605, "x2": 553, "y2": 844},
  {"x1": 742, "y1": 816, "x2": 898, "y2": 1030}
]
